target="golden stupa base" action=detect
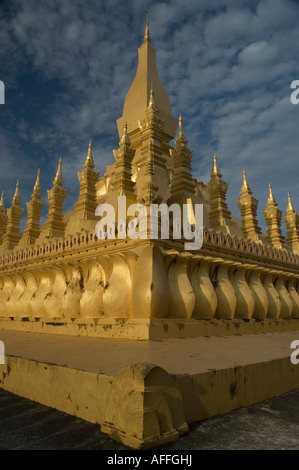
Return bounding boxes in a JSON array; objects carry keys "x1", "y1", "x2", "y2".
[{"x1": 1, "y1": 328, "x2": 299, "y2": 449}]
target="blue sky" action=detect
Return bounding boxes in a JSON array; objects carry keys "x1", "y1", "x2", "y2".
[{"x1": 0, "y1": 0, "x2": 298, "y2": 234}]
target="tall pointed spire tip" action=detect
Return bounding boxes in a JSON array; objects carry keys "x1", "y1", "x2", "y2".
[
  {"x1": 143, "y1": 10, "x2": 151, "y2": 43},
  {"x1": 241, "y1": 169, "x2": 251, "y2": 194},
  {"x1": 53, "y1": 157, "x2": 63, "y2": 186},
  {"x1": 211, "y1": 153, "x2": 221, "y2": 177},
  {"x1": 177, "y1": 113, "x2": 185, "y2": 139},
  {"x1": 12, "y1": 180, "x2": 20, "y2": 206},
  {"x1": 267, "y1": 183, "x2": 276, "y2": 205},
  {"x1": 287, "y1": 192, "x2": 295, "y2": 212},
  {"x1": 32, "y1": 169, "x2": 41, "y2": 199},
  {"x1": 120, "y1": 120, "x2": 130, "y2": 145},
  {"x1": 85, "y1": 140, "x2": 95, "y2": 169}
]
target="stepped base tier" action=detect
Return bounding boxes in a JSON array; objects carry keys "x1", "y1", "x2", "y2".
[{"x1": 1, "y1": 329, "x2": 299, "y2": 449}]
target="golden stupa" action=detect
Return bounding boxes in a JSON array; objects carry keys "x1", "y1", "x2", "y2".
[{"x1": 0, "y1": 14, "x2": 298, "y2": 449}]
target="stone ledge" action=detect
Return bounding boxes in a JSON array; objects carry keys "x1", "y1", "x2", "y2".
[{"x1": 0, "y1": 316, "x2": 298, "y2": 339}]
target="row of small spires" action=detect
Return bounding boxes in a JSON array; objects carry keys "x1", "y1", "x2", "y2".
[
  {"x1": 0, "y1": 154, "x2": 295, "y2": 217},
  {"x1": 0, "y1": 139, "x2": 95, "y2": 208},
  {"x1": 15, "y1": 109, "x2": 294, "y2": 215},
  {"x1": 0, "y1": 113, "x2": 297, "y2": 253},
  {"x1": 211, "y1": 152, "x2": 295, "y2": 214},
  {"x1": 0, "y1": 153, "x2": 296, "y2": 229}
]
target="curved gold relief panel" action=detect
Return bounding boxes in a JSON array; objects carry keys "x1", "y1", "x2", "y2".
[
  {"x1": 30, "y1": 269, "x2": 52, "y2": 318},
  {"x1": 231, "y1": 265, "x2": 255, "y2": 319},
  {"x1": 0, "y1": 275, "x2": 15, "y2": 317},
  {"x1": 5, "y1": 274, "x2": 26, "y2": 317},
  {"x1": 0, "y1": 278, "x2": 3, "y2": 316},
  {"x1": 79, "y1": 259, "x2": 106, "y2": 318},
  {"x1": 61, "y1": 262, "x2": 84, "y2": 318},
  {"x1": 132, "y1": 246, "x2": 170, "y2": 318},
  {"x1": 168, "y1": 253, "x2": 195, "y2": 319},
  {"x1": 214, "y1": 262, "x2": 237, "y2": 319},
  {"x1": 191, "y1": 258, "x2": 217, "y2": 319},
  {"x1": 263, "y1": 271, "x2": 281, "y2": 319},
  {"x1": 124, "y1": 252, "x2": 138, "y2": 279},
  {"x1": 19, "y1": 272, "x2": 38, "y2": 317},
  {"x1": 288, "y1": 278, "x2": 299, "y2": 319},
  {"x1": 102, "y1": 254, "x2": 132, "y2": 318},
  {"x1": 44, "y1": 266, "x2": 66, "y2": 318},
  {"x1": 249, "y1": 269, "x2": 269, "y2": 320},
  {"x1": 274, "y1": 274, "x2": 293, "y2": 319}
]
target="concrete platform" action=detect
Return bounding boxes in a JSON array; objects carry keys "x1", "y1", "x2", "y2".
[{"x1": 0, "y1": 329, "x2": 299, "y2": 448}]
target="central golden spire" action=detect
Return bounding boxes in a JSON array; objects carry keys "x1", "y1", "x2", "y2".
[{"x1": 117, "y1": 12, "x2": 177, "y2": 141}]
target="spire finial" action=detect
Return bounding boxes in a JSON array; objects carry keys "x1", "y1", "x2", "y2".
[
  {"x1": 211, "y1": 153, "x2": 221, "y2": 177},
  {"x1": 241, "y1": 169, "x2": 251, "y2": 194},
  {"x1": 287, "y1": 192, "x2": 295, "y2": 212},
  {"x1": 148, "y1": 83, "x2": 155, "y2": 108},
  {"x1": 53, "y1": 157, "x2": 63, "y2": 186},
  {"x1": 120, "y1": 121, "x2": 130, "y2": 145},
  {"x1": 12, "y1": 180, "x2": 20, "y2": 206},
  {"x1": 84, "y1": 140, "x2": 95, "y2": 169},
  {"x1": 175, "y1": 113, "x2": 188, "y2": 146},
  {"x1": 0, "y1": 192, "x2": 4, "y2": 207},
  {"x1": 268, "y1": 183, "x2": 276, "y2": 205},
  {"x1": 144, "y1": 11, "x2": 151, "y2": 43},
  {"x1": 32, "y1": 169, "x2": 41, "y2": 199},
  {"x1": 178, "y1": 113, "x2": 183, "y2": 136}
]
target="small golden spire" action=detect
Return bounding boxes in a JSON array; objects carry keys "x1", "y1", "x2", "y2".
[
  {"x1": 144, "y1": 11, "x2": 151, "y2": 43},
  {"x1": 211, "y1": 154, "x2": 221, "y2": 177},
  {"x1": 32, "y1": 169, "x2": 41, "y2": 199},
  {"x1": 267, "y1": 183, "x2": 276, "y2": 205},
  {"x1": 287, "y1": 192, "x2": 295, "y2": 213},
  {"x1": 0, "y1": 192, "x2": 4, "y2": 207},
  {"x1": 175, "y1": 113, "x2": 188, "y2": 146},
  {"x1": 120, "y1": 121, "x2": 130, "y2": 145},
  {"x1": 12, "y1": 181, "x2": 20, "y2": 206},
  {"x1": 53, "y1": 157, "x2": 63, "y2": 186},
  {"x1": 148, "y1": 83, "x2": 155, "y2": 108},
  {"x1": 178, "y1": 113, "x2": 184, "y2": 137},
  {"x1": 241, "y1": 169, "x2": 251, "y2": 195},
  {"x1": 84, "y1": 140, "x2": 95, "y2": 169}
]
